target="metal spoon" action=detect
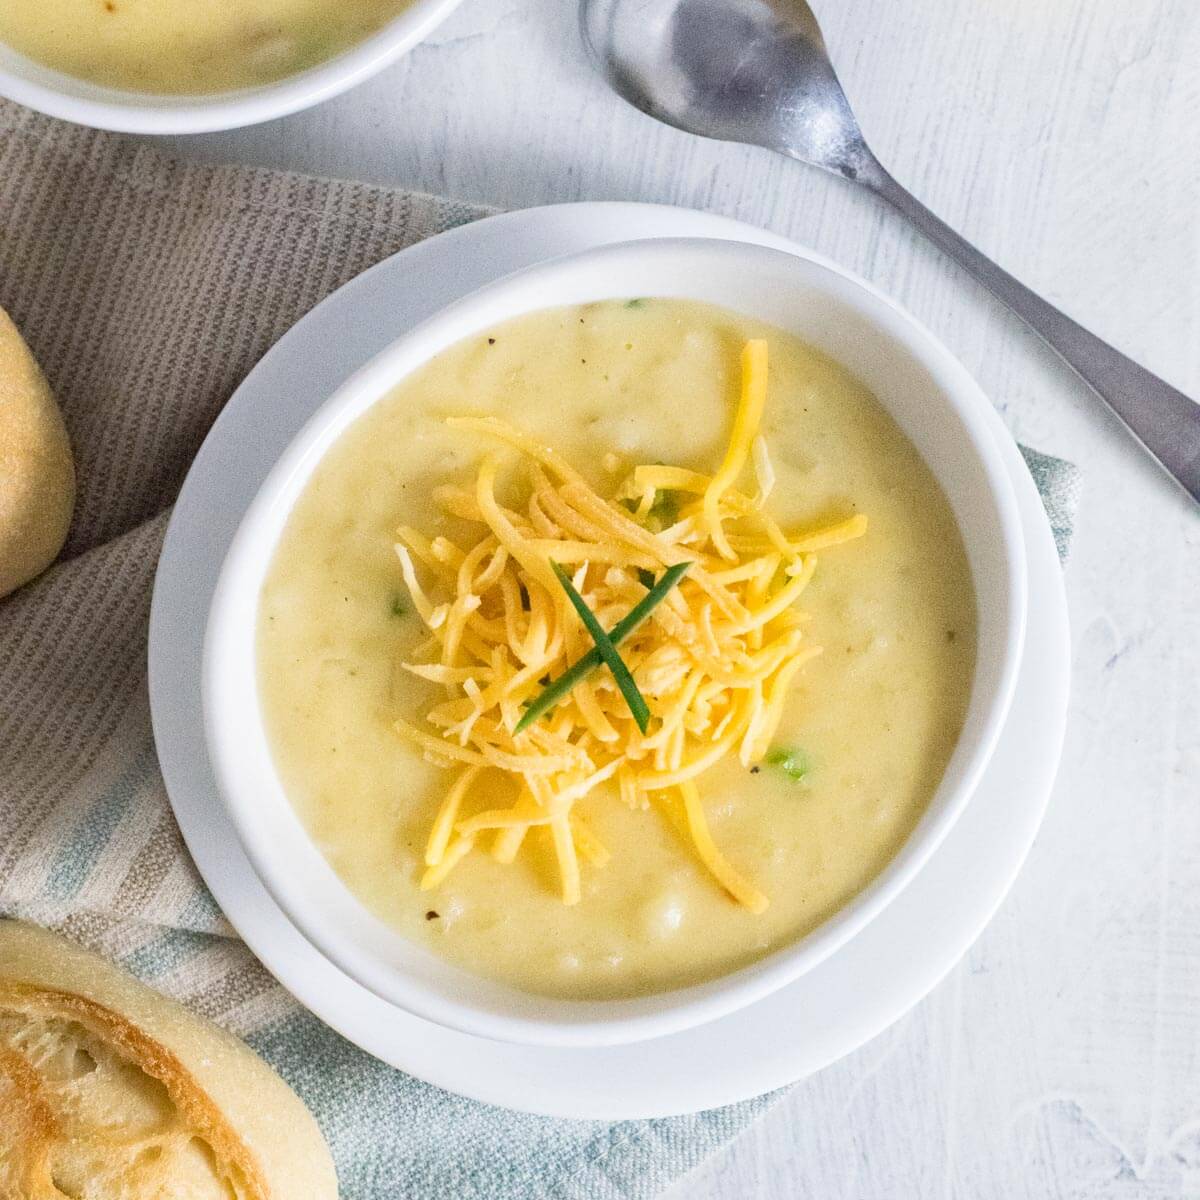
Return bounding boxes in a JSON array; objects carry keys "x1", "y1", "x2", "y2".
[{"x1": 582, "y1": 0, "x2": 1200, "y2": 505}]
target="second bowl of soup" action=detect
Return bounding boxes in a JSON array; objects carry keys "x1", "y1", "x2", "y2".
[
  {"x1": 204, "y1": 236, "x2": 1027, "y2": 1045},
  {"x1": 0, "y1": 0, "x2": 465, "y2": 133}
]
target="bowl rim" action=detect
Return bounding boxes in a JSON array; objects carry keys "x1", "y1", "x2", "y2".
[
  {"x1": 202, "y1": 234, "x2": 1028, "y2": 1046},
  {"x1": 0, "y1": 0, "x2": 465, "y2": 134}
]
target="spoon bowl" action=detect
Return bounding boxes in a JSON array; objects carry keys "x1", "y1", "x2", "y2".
[{"x1": 584, "y1": 0, "x2": 875, "y2": 179}]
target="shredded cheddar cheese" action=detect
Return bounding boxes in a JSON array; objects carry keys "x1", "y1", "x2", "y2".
[{"x1": 393, "y1": 340, "x2": 868, "y2": 911}]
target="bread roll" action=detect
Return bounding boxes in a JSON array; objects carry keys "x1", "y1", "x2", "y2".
[
  {"x1": 0, "y1": 921, "x2": 338, "y2": 1199},
  {"x1": 0, "y1": 308, "x2": 75, "y2": 599}
]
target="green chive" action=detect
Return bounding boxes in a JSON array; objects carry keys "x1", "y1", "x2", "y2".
[
  {"x1": 390, "y1": 593, "x2": 408, "y2": 617},
  {"x1": 514, "y1": 561, "x2": 691, "y2": 733},
  {"x1": 646, "y1": 489, "x2": 679, "y2": 530},
  {"x1": 766, "y1": 746, "x2": 811, "y2": 783},
  {"x1": 625, "y1": 298, "x2": 647, "y2": 309},
  {"x1": 550, "y1": 561, "x2": 651, "y2": 732}
]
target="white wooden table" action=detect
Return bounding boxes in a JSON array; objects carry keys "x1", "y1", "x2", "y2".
[{"x1": 161, "y1": 2, "x2": 1200, "y2": 1195}]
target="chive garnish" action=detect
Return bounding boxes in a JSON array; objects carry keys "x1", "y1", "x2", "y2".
[
  {"x1": 766, "y1": 746, "x2": 811, "y2": 782},
  {"x1": 646, "y1": 489, "x2": 679, "y2": 530},
  {"x1": 551, "y1": 562, "x2": 651, "y2": 733},
  {"x1": 513, "y1": 561, "x2": 691, "y2": 734}
]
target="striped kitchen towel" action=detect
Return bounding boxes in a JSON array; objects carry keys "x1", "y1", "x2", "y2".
[{"x1": 0, "y1": 98, "x2": 1080, "y2": 1199}]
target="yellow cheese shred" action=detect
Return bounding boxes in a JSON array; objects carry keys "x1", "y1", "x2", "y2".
[
  {"x1": 703, "y1": 339, "x2": 769, "y2": 560},
  {"x1": 678, "y1": 781, "x2": 769, "y2": 914},
  {"x1": 391, "y1": 340, "x2": 867, "y2": 912}
]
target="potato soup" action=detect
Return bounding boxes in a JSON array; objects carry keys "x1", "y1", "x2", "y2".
[
  {"x1": 257, "y1": 299, "x2": 977, "y2": 1000},
  {"x1": 0, "y1": 0, "x2": 412, "y2": 95}
]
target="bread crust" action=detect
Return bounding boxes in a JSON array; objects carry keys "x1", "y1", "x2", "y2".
[
  {"x1": 0, "y1": 921, "x2": 338, "y2": 1199},
  {"x1": 0, "y1": 1042, "x2": 59, "y2": 1198}
]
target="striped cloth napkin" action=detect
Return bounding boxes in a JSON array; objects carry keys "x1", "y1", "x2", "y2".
[{"x1": 0, "y1": 99, "x2": 1081, "y2": 1199}]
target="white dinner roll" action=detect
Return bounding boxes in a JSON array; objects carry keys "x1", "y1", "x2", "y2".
[{"x1": 0, "y1": 307, "x2": 75, "y2": 599}]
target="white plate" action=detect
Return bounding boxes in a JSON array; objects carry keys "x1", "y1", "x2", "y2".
[{"x1": 148, "y1": 202, "x2": 1070, "y2": 1119}]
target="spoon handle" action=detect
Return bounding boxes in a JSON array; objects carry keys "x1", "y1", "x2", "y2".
[{"x1": 864, "y1": 166, "x2": 1200, "y2": 505}]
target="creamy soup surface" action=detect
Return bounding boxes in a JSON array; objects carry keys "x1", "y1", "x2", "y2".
[
  {"x1": 257, "y1": 300, "x2": 977, "y2": 1000},
  {"x1": 0, "y1": 0, "x2": 411, "y2": 94}
]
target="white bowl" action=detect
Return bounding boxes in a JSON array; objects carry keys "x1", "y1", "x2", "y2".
[
  {"x1": 0, "y1": 0, "x2": 464, "y2": 134},
  {"x1": 203, "y1": 236, "x2": 1028, "y2": 1047}
]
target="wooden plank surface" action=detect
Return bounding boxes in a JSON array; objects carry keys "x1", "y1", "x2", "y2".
[{"x1": 159, "y1": 1, "x2": 1200, "y2": 1195}]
